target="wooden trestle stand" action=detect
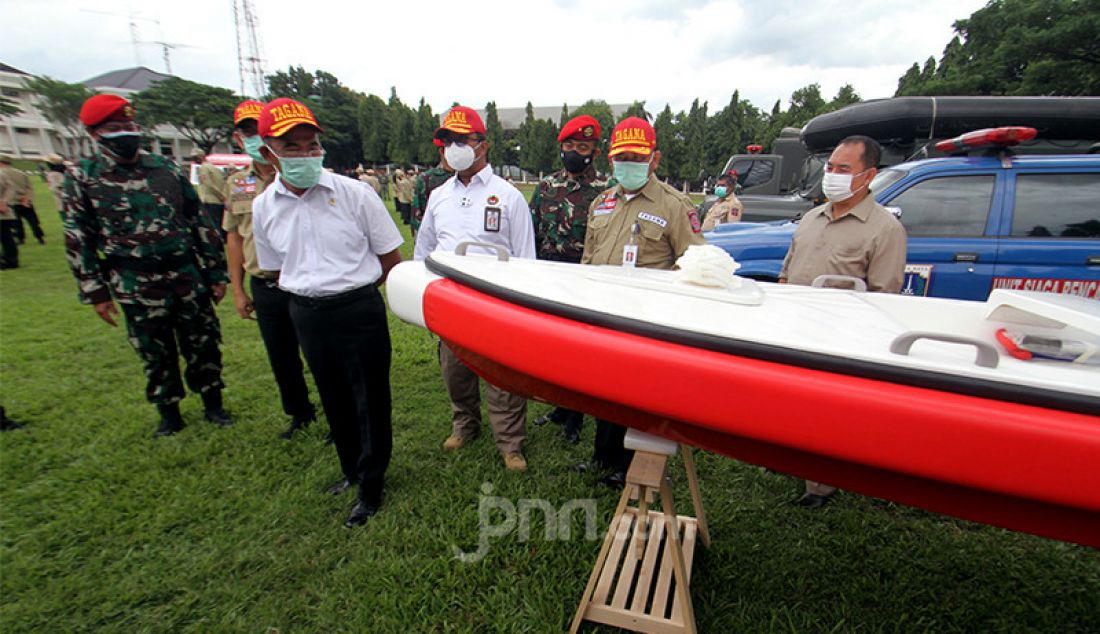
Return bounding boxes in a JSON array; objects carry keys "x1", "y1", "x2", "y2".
[{"x1": 570, "y1": 429, "x2": 711, "y2": 634}]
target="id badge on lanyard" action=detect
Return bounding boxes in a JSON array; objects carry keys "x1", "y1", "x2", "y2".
[{"x1": 622, "y1": 220, "x2": 641, "y2": 269}]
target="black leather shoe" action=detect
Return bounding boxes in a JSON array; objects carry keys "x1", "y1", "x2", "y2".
[
  {"x1": 795, "y1": 493, "x2": 830, "y2": 510},
  {"x1": 599, "y1": 471, "x2": 626, "y2": 490},
  {"x1": 279, "y1": 413, "x2": 314, "y2": 440},
  {"x1": 572, "y1": 460, "x2": 607, "y2": 474},
  {"x1": 533, "y1": 414, "x2": 554, "y2": 426},
  {"x1": 344, "y1": 500, "x2": 378, "y2": 527},
  {"x1": 154, "y1": 417, "x2": 184, "y2": 437},
  {"x1": 326, "y1": 479, "x2": 353, "y2": 495},
  {"x1": 204, "y1": 408, "x2": 234, "y2": 426}
]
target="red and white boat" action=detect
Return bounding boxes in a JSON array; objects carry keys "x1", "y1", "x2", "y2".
[{"x1": 387, "y1": 247, "x2": 1100, "y2": 548}]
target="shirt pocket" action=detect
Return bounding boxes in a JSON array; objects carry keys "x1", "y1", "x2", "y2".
[{"x1": 827, "y1": 243, "x2": 868, "y2": 271}]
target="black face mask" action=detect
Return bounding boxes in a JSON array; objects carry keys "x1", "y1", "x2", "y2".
[
  {"x1": 98, "y1": 132, "x2": 142, "y2": 161},
  {"x1": 561, "y1": 150, "x2": 593, "y2": 174}
]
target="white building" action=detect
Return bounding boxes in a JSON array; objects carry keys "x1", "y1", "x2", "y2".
[{"x1": 0, "y1": 62, "x2": 230, "y2": 161}]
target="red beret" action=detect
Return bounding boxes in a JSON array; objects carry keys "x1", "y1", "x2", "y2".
[
  {"x1": 433, "y1": 138, "x2": 444, "y2": 148},
  {"x1": 80, "y1": 94, "x2": 135, "y2": 128},
  {"x1": 609, "y1": 116, "x2": 656, "y2": 157},
  {"x1": 434, "y1": 105, "x2": 486, "y2": 139},
  {"x1": 258, "y1": 98, "x2": 324, "y2": 138},
  {"x1": 234, "y1": 100, "x2": 265, "y2": 125},
  {"x1": 558, "y1": 115, "x2": 601, "y2": 143}
]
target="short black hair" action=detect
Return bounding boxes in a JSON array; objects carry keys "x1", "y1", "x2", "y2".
[
  {"x1": 716, "y1": 173, "x2": 736, "y2": 186},
  {"x1": 839, "y1": 135, "x2": 882, "y2": 170}
]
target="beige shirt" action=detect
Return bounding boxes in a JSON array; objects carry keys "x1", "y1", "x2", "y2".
[
  {"x1": 222, "y1": 166, "x2": 276, "y2": 278},
  {"x1": 0, "y1": 169, "x2": 13, "y2": 219},
  {"x1": 780, "y1": 195, "x2": 907, "y2": 292},
  {"x1": 197, "y1": 162, "x2": 227, "y2": 205},
  {"x1": 359, "y1": 174, "x2": 382, "y2": 195},
  {"x1": 581, "y1": 176, "x2": 706, "y2": 269},
  {"x1": 0, "y1": 165, "x2": 31, "y2": 205},
  {"x1": 46, "y1": 171, "x2": 65, "y2": 210},
  {"x1": 700, "y1": 194, "x2": 744, "y2": 231}
]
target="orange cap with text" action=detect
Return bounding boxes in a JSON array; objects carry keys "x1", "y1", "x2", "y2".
[
  {"x1": 434, "y1": 105, "x2": 486, "y2": 139},
  {"x1": 234, "y1": 100, "x2": 265, "y2": 125},
  {"x1": 258, "y1": 98, "x2": 324, "y2": 138},
  {"x1": 608, "y1": 116, "x2": 656, "y2": 157}
]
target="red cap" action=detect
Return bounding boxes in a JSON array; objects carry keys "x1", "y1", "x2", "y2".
[
  {"x1": 608, "y1": 117, "x2": 655, "y2": 157},
  {"x1": 80, "y1": 94, "x2": 135, "y2": 128},
  {"x1": 258, "y1": 98, "x2": 324, "y2": 138},
  {"x1": 558, "y1": 115, "x2": 601, "y2": 143},
  {"x1": 234, "y1": 100, "x2": 265, "y2": 125},
  {"x1": 434, "y1": 105, "x2": 486, "y2": 139}
]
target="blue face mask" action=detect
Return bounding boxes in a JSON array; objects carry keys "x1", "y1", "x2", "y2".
[
  {"x1": 612, "y1": 159, "x2": 651, "y2": 191},
  {"x1": 275, "y1": 154, "x2": 324, "y2": 189},
  {"x1": 242, "y1": 135, "x2": 268, "y2": 164},
  {"x1": 714, "y1": 185, "x2": 728, "y2": 198}
]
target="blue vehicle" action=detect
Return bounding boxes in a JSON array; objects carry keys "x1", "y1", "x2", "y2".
[{"x1": 707, "y1": 149, "x2": 1100, "y2": 301}]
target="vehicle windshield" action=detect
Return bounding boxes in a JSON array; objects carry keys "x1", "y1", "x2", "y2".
[{"x1": 870, "y1": 168, "x2": 906, "y2": 195}]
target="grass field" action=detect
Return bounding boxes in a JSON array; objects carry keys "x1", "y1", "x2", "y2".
[{"x1": 1, "y1": 177, "x2": 1098, "y2": 633}]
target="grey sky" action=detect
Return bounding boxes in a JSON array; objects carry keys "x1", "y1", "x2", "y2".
[{"x1": 2, "y1": 0, "x2": 987, "y2": 115}]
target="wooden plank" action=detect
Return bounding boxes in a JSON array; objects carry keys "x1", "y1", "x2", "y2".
[
  {"x1": 570, "y1": 485, "x2": 635, "y2": 634},
  {"x1": 585, "y1": 604, "x2": 688, "y2": 634},
  {"x1": 650, "y1": 517, "x2": 676, "y2": 619},
  {"x1": 681, "y1": 446, "x2": 711, "y2": 548},
  {"x1": 611, "y1": 512, "x2": 644, "y2": 609},
  {"x1": 593, "y1": 511, "x2": 634, "y2": 605},
  {"x1": 661, "y1": 484, "x2": 697, "y2": 634},
  {"x1": 626, "y1": 452, "x2": 667, "y2": 488},
  {"x1": 631, "y1": 512, "x2": 666, "y2": 614},
  {"x1": 670, "y1": 520, "x2": 699, "y2": 624}
]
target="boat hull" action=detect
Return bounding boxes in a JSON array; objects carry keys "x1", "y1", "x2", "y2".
[{"x1": 418, "y1": 276, "x2": 1100, "y2": 548}]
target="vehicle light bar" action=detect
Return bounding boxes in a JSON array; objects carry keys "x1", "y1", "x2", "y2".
[{"x1": 935, "y1": 126, "x2": 1038, "y2": 152}]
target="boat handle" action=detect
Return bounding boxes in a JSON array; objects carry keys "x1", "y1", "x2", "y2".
[
  {"x1": 890, "y1": 332, "x2": 999, "y2": 368},
  {"x1": 810, "y1": 275, "x2": 867, "y2": 292},
  {"x1": 455, "y1": 242, "x2": 510, "y2": 261}
]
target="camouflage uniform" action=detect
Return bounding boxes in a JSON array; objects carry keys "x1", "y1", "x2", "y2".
[
  {"x1": 61, "y1": 151, "x2": 229, "y2": 405},
  {"x1": 411, "y1": 165, "x2": 451, "y2": 234},
  {"x1": 530, "y1": 165, "x2": 611, "y2": 262}
]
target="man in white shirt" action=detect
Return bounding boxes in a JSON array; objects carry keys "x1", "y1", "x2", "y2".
[
  {"x1": 252, "y1": 98, "x2": 404, "y2": 528},
  {"x1": 414, "y1": 105, "x2": 535, "y2": 472}
]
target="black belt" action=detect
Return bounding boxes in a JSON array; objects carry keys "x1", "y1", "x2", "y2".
[
  {"x1": 291, "y1": 283, "x2": 377, "y2": 309},
  {"x1": 105, "y1": 253, "x2": 195, "y2": 273}
]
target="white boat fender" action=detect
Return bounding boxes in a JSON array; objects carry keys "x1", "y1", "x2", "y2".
[{"x1": 995, "y1": 328, "x2": 1099, "y2": 364}]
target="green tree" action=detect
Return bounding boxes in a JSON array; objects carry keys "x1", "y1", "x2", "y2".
[
  {"x1": 653, "y1": 104, "x2": 682, "y2": 181},
  {"x1": 358, "y1": 93, "x2": 389, "y2": 164},
  {"x1": 132, "y1": 77, "x2": 237, "y2": 154},
  {"x1": 485, "y1": 101, "x2": 505, "y2": 167},
  {"x1": 22, "y1": 76, "x2": 94, "y2": 156},
  {"x1": 829, "y1": 84, "x2": 861, "y2": 110},
  {"x1": 679, "y1": 99, "x2": 708, "y2": 184},
  {"x1": 385, "y1": 88, "x2": 415, "y2": 166},
  {"x1": 266, "y1": 67, "x2": 366, "y2": 169},
  {"x1": 517, "y1": 102, "x2": 557, "y2": 176},
  {"x1": 621, "y1": 100, "x2": 650, "y2": 121},
  {"x1": 414, "y1": 98, "x2": 438, "y2": 165},
  {"x1": 895, "y1": 0, "x2": 1100, "y2": 96},
  {"x1": 559, "y1": 103, "x2": 569, "y2": 128}
]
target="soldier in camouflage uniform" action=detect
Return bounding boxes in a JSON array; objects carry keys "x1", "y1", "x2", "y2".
[
  {"x1": 410, "y1": 139, "x2": 452, "y2": 241},
  {"x1": 528, "y1": 115, "x2": 611, "y2": 443},
  {"x1": 61, "y1": 94, "x2": 232, "y2": 437}
]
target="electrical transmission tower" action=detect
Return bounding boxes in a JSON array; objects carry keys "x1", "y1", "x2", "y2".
[{"x1": 233, "y1": 0, "x2": 268, "y2": 97}]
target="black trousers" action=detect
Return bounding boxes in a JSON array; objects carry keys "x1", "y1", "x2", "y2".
[
  {"x1": 0, "y1": 219, "x2": 17, "y2": 268},
  {"x1": 202, "y1": 203, "x2": 226, "y2": 239},
  {"x1": 593, "y1": 418, "x2": 634, "y2": 475},
  {"x1": 289, "y1": 284, "x2": 392, "y2": 505},
  {"x1": 396, "y1": 201, "x2": 411, "y2": 224},
  {"x1": 12, "y1": 205, "x2": 43, "y2": 243},
  {"x1": 250, "y1": 277, "x2": 314, "y2": 420}
]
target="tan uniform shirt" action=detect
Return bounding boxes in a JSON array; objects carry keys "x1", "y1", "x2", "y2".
[
  {"x1": 0, "y1": 169, "x2": 14, "y2": 220},
  {"x1": 780, "y1": 195, "x2": 907, "y2": 292},
  {"x1": 395, "y1": 176, "x2": 414, "y2": 203},
  {"x1": 46, "y1": 171, "x2": 65, "y2": 210},
  {"x1": 222, "y1": 166, "x2": 276, "y2": 278},
  {"x1": 197, "y1": 162, "x2": 227, "y2": 205},
  {"x1": 581, "y1": 176, "x2": 706, "y2": 269},
  {"x1": 359, "y1": 174, "x2": 382, "y2": 195},
  {"x1": 700, "y1": 194, "x2": 744, "y2": 231},
  {"x1": 0, "y1": 166, "x2": 31, "y2": 205}
]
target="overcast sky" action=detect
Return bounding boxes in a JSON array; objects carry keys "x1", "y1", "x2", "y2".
[{"x1": 3, "y1": 0, "x2": 988, "y2": 115}]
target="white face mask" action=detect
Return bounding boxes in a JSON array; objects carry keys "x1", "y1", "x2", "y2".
[
  {"x1": 444, "y1": 142, "x2": 479, "y2": 172},
  {"x1": 822, "y1": 169, "x2": 868, "y2": 202}
]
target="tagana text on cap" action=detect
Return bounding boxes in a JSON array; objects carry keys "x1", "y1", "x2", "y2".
[
  {"x1": 434, "y1": 105, "x2": 486, "y2": 139},
  {"x1": 258, "y1": 98, "x2": 324, "y2": 138},
  {"x1": 608, "y1": 116, "x2": 656, "y2": 157},
  {"x1": 558, "y1": 115, "x2": 601, "y2": 143},
  {"x1": 234, "y1": 100, "x2": 265, "y2": 125},
  {"x1": 80, "y1": 94, "x2": 135, "y2": 128}
]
